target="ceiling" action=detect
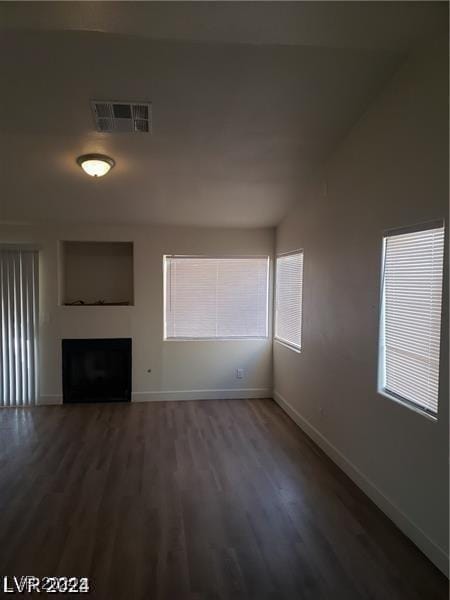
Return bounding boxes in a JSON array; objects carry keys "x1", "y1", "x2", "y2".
[{"x1": 0, "y1": 2, "x2": 447, "y2": 228}]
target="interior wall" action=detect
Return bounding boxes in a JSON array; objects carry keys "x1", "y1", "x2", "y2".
[
  {"x1": 274, "y1": 38, "x2": 449, "y2": 574},
  {"x1": 0, "y1": 223, "x2": 274, "y2": 403}
]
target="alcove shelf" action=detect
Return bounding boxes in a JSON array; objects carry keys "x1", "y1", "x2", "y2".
[{"x1": 60, "y1": 241, "x2": 134, "y2": 306}]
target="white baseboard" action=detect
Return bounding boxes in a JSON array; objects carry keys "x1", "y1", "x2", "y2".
[
  {"x1": 36, "y1": 389, "x2": 271, "y2": 405},
  {"x1": 132, "y1": 388, "x2": 271, "y2": 402},
  {"x1": 38, "y1": 394, "x2": 62, "y2": 405},
  {"x1": 273, "y1": 390, "x2": 449, "y2": 577}
]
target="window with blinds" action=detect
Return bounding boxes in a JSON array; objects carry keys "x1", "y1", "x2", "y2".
[
  {"x1": 378, "y1": 223, "x2": 445, "y2": 417},
  {"x1": 275, "y1": 251, "x2": 304, "y2": 350},
  {"x1": 0, "y1": 248, "x2": 39, "y2": 407},
  {"x1": 164, "y1": 256, "x2": 269, "y2": 339}
]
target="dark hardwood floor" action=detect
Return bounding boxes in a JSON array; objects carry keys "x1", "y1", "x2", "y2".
[{"x1": 0, "y1": 399, "x2": 447, "y2": 599}]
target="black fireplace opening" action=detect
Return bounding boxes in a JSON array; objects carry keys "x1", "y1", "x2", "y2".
[{"x1": 62, "y1": 338, "x2": 132, "y2": 404}]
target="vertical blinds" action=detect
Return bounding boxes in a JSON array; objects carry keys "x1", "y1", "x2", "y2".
[
  {"x1": 380, "y1": 224, "x2": 444, "y2": 416},
  {"x1": 275, "y1": 251, "x2": 304, "y2": 349},
  {"x1": 0, "y1": 248, "x2": 39, "y2": 407},
  {"x1": 165, "y1": 256, "x2": 269, "y2": 339}
]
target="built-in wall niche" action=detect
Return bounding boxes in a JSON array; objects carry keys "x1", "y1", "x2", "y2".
[{"x1": 61, "y1": 241, "x2": 134, "y2": 306}]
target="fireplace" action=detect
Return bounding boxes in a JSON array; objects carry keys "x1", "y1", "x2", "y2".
[{"x1": 62, "y1": 338, "x2": 132, "y2": 404}]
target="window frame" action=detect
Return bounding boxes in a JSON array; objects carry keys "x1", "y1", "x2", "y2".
[
  {"x1": 377, "y1": 220, "x2": 445, "y2": 420},
  {"x1": 163, "y1": 254, "x2": 271, "y2": 341},
  {"x1": 274, "y1": 249, "x2": 304, "y2": 353}
]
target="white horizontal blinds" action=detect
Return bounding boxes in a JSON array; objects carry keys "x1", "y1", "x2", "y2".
[
  {"x1": 216, "y1": 258, "x2": 268, "y2": 337},
  {"x1": 165, "y1": 256, "x2": 269, "y2": 339},
  {"x1": 0, "y1": 248, "x2": 39, "y2": 407},
  {"x1": 381, "y1": 225, "x2": 444, "y2": 415},
  {"x1": 166, "y1": 257, "x2": 217, "y2": 338},
  {"x1": 275, "y1": 251, "x2": 304, "y2": 349}
]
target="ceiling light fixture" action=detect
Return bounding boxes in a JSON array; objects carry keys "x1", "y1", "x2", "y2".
[{"x1": 77, "y1": 154, "x2": 115, "y2": 177}]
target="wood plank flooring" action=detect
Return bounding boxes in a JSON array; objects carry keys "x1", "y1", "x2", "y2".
[{"x1": 0, "y1": 399, "x2": 447, "y2": 599}]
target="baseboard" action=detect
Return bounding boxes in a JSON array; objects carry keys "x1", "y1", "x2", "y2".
[
  {"x1": 36, "y1": 389, "x2": 271, "y2": 405},
  {"x1": 133, "y1": 388, "x2": 272, "y2": 402},
  {"x1": 38, "y1": 394, "x2": 62, "y2": 406},
  {"x1": 273, "y1": 390, "x2": 449, "y2": 577}
]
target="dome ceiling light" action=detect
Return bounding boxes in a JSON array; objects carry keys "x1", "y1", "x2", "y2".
[{"x1": 77, "y1": 154, "x2": 115, "y2": 177}]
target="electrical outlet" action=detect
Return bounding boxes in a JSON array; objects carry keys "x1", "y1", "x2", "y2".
[{"x1": 236, "y1": 368, "x2": 244, "y2": 379}]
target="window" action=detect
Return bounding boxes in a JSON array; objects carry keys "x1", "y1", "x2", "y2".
[
  {"x1": 0, "y1": 247, "x2": 39, "y2": 407},
  {"x1": 164, "y1": 256, "x2": 269, "y2": 339},
  {"x1": 275, "y1": 251, "x2": 304, "y2": 351},
  {"x1": 378, "y1": 223, "x2": 445, "y2": 417}
]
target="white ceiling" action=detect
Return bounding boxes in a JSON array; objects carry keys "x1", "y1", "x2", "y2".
[{"x1": 0, "y1": 2, "x2": 447, "y2": 228}]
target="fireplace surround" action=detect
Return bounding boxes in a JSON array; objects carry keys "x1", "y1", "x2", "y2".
[{"x1": 62, "y1": 338, "x2": 132, "y2": 404}]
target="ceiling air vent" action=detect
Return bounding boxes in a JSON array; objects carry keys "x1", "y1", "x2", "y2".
[{"x1": 91, "y1": 101, "x2": 152, "y2": 134}]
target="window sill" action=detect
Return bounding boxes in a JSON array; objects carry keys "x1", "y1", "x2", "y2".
[
  {"x1": 378, "y1": 388, "x2": 437, "y2": 422},
  {"x1": 274, "y1": 338, "x2": 301, "y2": 354},
  {"x1": 164, "y1": 337, "x2": 269, "y2": 342}
]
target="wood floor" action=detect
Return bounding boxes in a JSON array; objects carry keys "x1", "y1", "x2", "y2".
[{"x1": 0, "y1": 399, "x2": 447, "y2": 599}]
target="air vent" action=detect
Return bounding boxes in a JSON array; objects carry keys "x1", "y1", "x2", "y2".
[{"x1": 91, "y1": 101, "x2": 152, "y2": 134}]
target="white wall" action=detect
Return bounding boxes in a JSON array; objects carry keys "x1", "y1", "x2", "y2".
[
  {"x1": 274, "y1": 38, "x2": 449, "y2": 574},
  {"x1": 0, "y1": 223, "x2": 274, "y2": 403}
]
